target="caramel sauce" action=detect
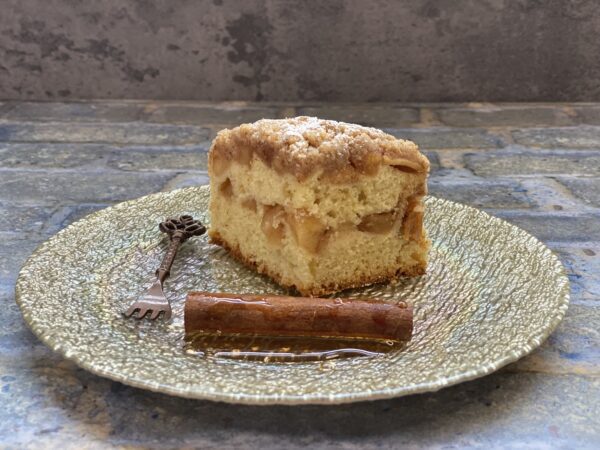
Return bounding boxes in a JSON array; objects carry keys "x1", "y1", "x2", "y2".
[{"x1": 184, "y1": 332, "x2": 404, "y2": 362}]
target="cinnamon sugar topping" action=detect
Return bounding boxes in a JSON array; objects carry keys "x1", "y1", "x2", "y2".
[{"x1": 209, "y1": 117, "x2": 429, "y2": 181}]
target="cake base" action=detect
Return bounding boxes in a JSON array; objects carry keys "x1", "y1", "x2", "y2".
[{"x1": 210, "y1": 231, "x2": 427, "y2": 296}]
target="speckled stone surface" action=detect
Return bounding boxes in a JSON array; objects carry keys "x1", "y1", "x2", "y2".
[
  {"x1": 2, "y1": 1, "x2": 600, "y2": 102},
  {"x1": 1, "y1": 102, "x2": 599, "y2": 448}
]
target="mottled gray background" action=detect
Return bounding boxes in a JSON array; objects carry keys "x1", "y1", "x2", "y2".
[{"x1": 1, "y1": 0, "x2": 600, "y2": 101}]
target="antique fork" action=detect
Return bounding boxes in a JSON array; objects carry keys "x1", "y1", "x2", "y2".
[{"x1": 124, "y1": 215, "x2": 206, "y2": 320}]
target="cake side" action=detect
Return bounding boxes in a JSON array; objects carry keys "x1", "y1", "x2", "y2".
[
  {"x1": 207, "y1": 117, "x2": 430, "y2": 296},
  {"x1": 208, "y1": 163, "x2": 429, "y2": 295}
]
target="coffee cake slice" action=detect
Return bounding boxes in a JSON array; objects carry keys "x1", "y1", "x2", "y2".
[{"x1": 207, "y1": 116, "x2": 430, "y2": 296}]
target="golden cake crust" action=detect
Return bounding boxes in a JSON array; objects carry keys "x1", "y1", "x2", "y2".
[{"x1": 209, "y1": 116, "x2": 430, "y2": 183}]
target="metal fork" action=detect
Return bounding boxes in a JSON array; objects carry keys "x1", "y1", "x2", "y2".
[{"x1": 124, "y1": 215, "x2": 206, "y2": 320}]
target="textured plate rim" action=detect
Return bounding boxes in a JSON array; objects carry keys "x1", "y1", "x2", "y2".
[{"x1": 15, "y1": 187, "x2": 570, "y2": 405}]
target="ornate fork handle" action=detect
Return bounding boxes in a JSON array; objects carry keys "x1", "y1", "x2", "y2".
[
  {"x1": 156, "y1": 215, "x2": 206, "y2": 281},
  {"x1": 156, "y1": 231, "x2": 183, "y2": 283}
]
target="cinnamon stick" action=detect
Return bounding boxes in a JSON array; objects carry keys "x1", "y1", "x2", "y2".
[{"x1": 184, "y1": 292, "x2": 413, "y2": 341}]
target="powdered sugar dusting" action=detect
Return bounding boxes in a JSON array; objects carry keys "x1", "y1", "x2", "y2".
[
  {"x1": 257, "y1": 116, "x2": 391, "y2": 156},
  {"x1": 212, "y1": 116, "x2": 429, "y2": 181}
]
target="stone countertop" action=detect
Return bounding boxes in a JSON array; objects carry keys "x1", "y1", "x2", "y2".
[{"x1": 0, "y1": 101, "x2": 598, "y2": 449}]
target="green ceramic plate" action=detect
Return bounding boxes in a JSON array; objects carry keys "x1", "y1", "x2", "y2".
[{"x1": 15, "y1": 186, "x2": 569, "y2": 404}]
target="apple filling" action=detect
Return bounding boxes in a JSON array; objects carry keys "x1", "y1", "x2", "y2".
[
  {"x1": 402, "y1": 196, "x2": 424, "y2": 241},
  {"x1": 217, "y1": 176, "x2": 424, "y2": 254},
  {"x1": 357, "y1": 211, "x2": 397, "y2": 234},
  {"x1": 285, "y1": 210, "x2": 329, "y2": 254},
  {"x1": 243, "y1": 197, "x2": 424, "y2": 253},
  {"x1": 261, "y1": 205, "x2": 287, "y2": 246}
]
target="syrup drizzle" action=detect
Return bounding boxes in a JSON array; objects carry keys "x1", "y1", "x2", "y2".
[{"x1": 184, "y1": 332, "x2": 405, "y2": 362}]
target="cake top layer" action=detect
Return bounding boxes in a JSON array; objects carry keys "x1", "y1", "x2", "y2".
[{"x1": 210, "y1": 116, "x2": 430, "y2": 182}]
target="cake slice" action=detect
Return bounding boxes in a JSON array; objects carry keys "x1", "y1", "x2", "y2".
[{"x1": 207, "y1": 117, "x2": 430, "y2": 296}]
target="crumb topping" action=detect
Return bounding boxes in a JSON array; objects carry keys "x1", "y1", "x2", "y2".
[{"x1": 209, "y1": 116, "x2": 430, "y2": 181}]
